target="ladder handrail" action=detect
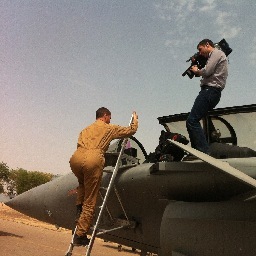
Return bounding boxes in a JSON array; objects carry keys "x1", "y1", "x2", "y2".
[{"x1": 85, "y1": 114, "x2": 134, "y2": 256}]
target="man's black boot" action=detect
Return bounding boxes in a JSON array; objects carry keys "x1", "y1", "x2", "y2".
[{"x1": 73, "y1": 234, "x2": 90, "y2": 246}]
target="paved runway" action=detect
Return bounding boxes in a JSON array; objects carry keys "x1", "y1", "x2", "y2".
[{"x1": 0, "y1": 204, "x2": 139, "y2": 256}]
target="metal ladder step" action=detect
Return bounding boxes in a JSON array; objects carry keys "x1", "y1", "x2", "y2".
[{"x1": 90, "y1": 218, "x2": 136, "y2": 235}]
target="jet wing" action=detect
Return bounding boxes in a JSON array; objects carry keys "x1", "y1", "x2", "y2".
[{"x1": 168, "y1": 139, "x2": 256, "y2": 189}]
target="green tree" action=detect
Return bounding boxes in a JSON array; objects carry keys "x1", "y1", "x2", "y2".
[
  {"x1": 0, "y1": 162, "x2": 10, "y2": 180},
  {"x1": 11, "y1": 168, "x2": 54, "y2": 195},
  {"x1": 0, "y1": 162, "x2": 10, "y2": 194},
  {"x1": 0, "y1": 162, "x2": 54, "y2": 195}
]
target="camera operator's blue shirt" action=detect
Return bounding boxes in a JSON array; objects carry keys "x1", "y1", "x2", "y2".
[{"x1": 200, "y1": 48, "x2": 228, "y2": 90}]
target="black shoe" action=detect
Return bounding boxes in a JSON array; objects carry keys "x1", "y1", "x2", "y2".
[{"x1": 73, "y1": 234, "x2": 90, "y2": 246}]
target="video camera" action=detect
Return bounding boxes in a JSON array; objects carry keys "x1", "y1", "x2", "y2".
[{"x1": 182, "y1": 39, "x2": 232, "y2": 79}]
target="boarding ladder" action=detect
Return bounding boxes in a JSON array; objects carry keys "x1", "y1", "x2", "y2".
[{"x1": 65, "y1": 115, "x2": 136, "y2": 256}]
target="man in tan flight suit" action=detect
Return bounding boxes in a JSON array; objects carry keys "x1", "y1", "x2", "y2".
[{"x1": 69, "y1": 107, "x2": 138, "y2": 246}]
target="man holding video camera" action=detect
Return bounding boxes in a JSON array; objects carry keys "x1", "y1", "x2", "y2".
[{"x1": 186, "y1": 39, "x2": 228, "y2": 154}]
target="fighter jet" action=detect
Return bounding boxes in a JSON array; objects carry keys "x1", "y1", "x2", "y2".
[{"x1": 6, "y1": 104, "x2": 256, "y2": 256}]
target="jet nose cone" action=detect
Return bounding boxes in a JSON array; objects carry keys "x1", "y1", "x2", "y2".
[{"x1": 6, "y1": 172, "x2": 78, "y2": 230}]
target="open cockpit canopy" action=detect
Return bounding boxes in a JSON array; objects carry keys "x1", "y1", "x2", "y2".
[{"x1": 158, "y1": 104, "x2": 256, "y2": 159}]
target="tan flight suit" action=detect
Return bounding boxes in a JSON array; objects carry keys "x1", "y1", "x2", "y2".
[{"x1": 69, "y1": 118, "x2": 138, "y2": 237}]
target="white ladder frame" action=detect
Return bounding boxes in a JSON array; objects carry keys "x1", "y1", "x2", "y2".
[{"x1": 85, "y1": 115, "x2": 134, "y2": 255}]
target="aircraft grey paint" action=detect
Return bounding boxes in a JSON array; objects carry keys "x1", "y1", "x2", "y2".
[
  {"x1": 6, "y1": 104, "x2": 256, "y2": 256},
  {"x1": 169, "y1": 139, "x2": 256, "y2": 188}
]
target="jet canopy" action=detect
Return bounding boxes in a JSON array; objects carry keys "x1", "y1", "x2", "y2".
[{"x1": 157, "y1": 104, "x2": 256, "y2": 159}]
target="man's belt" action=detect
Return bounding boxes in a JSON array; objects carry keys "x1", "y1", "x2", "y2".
[{"x1": 201, "y1": 85, "x2": 222, "y2": 91}]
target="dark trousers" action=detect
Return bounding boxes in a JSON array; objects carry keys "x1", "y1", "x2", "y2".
[{"x1": 186, "y1": 86, "x2": 221, "y2": 154}]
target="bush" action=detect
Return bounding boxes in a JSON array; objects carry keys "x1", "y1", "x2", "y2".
[
  {"x1": 11, "y1": 169, "x2": 54, "y2": 195},
  {"x1": 0, "y1": 162, "x2": 54, "y2": 195}
]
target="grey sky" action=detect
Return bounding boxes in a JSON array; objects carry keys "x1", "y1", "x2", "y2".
[{"x1": 1, "y1": 0, "x2": 255, "y2": 174}]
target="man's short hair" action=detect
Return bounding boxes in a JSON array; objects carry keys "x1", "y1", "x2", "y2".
[
  {"x1": 197, "y1": 39, "x2": 214, "y2": 48},
  {"x1": 96, "y1": 107, "x2": 111, "y2": 119}
]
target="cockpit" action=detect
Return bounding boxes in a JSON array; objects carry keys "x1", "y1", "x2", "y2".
[
  {"x1": 106, "y1": 104, "x2": 256, "y2": 166},
  {"x1": 158, "y1": 104, "x2": 256, "y2": 160}
]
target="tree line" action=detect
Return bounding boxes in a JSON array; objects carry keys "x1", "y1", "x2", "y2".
[{"x1": 0, "y1": 162, "x2": 54, "y2": 196}]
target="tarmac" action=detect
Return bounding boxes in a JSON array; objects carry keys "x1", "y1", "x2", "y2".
[{"x1": 0, "y1": 203, "x2": 139, "y2": 256}]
